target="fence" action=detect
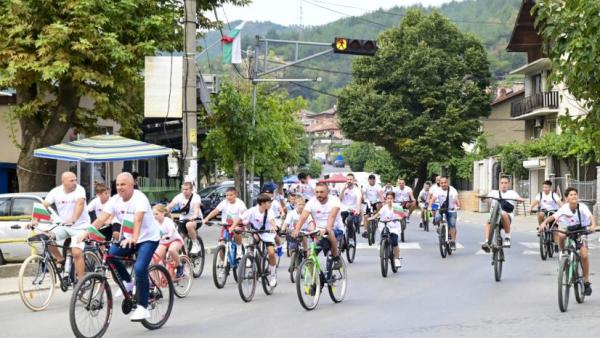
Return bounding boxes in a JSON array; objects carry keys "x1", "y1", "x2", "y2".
[
  {"x1": 550, "y1": 176, "x2": 596, "y2": 208},
  {"x1": 515, "y1": 179, "x2": 530, "y2": 199}
]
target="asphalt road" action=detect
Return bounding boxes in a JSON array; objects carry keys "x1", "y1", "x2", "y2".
[{"x1": 1, "y1": 212, "x2": 600, "y2": 338}]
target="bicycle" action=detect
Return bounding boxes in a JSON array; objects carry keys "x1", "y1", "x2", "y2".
[
  {"x1": 553, "y1": 227, "x2": 596, "y2": 312},
  {"x1": 364, "y1": 202, "x2": 380, "y2": 246},
  {"x1": 435, "y1": 208, "x2": 454, "y2": 258},
  {"x1": 281, "y1": 230, "x2": 308, "y2": 283},
  {"x1": 175, "y1": 218, "x2": 205, "y2": 278},
  {"x1": 535, "y1": 209, "x2": 557, "y2": 261},
  {"x1": 420, "y1": 203, "x2": 431, "y2": 232},
  {"x1": 237, "y1": 229, "x2": 277, "y2": 302},
  {"x1": 212, "y1": 223, "x2": 244, "y2": 289},
  {"x1": 18, "y1": 222, "x2": 102, "y2": 312},
  {"x1": 480, "y1": 196, "x2": 518, "y2": 282},
  {"x1": 342, "y1": 210, "x2": 358, "y2": 263},
  {"x1": 151, "y1": 249, "x2": 193, "y2": 298},
  {"x1": 378, "y1": 220, "x2": 400, "y2": 278},
  {"x1": 69, "y1": 239, "x2": 174, "y2": 338},
  {"x1": 295, "y1": 230, "x2": 348, "y2": 311}
]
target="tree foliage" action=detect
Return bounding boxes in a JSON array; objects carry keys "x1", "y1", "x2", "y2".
[
  {"x1": 534, "y1": 0, "x2": 600, "y2": 161},
  {"x1": 0, "y1": 0, "x2": 247, "y2": 191},
  {"x1": 307, "y1": 159, "x2": 323, "y2": 179},
  {"x1": 342, "y1": 142, "x2": 376, "y2": 172},
  {"x1": 337, "y1": 9, "x2": 491, "y2": 190}
]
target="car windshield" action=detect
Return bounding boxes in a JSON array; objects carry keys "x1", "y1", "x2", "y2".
[{"x1": 198, "y1": 187, "x2": 216, "y2": 198}]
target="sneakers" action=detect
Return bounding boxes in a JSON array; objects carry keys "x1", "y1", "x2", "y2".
[
  {"x1": 481, "y1": 242, "x2": 491, "y2": 253},
  {"x1": 449, "y1": 241, "x2": 456, "y2": 250},
  {"x1": 332, "y1": 256, "x2": 342, "y2": 270},
  {"x1": 419, "y1": 222, "x2": 423, "y2": 228},
  {"x1": 190, "y1": 241, "x2": 201, "y2": 255},
  {"x1": 130, "y1": 306, "x2": 150, "y2": 322},
  {"x1": 268, "y1": 272, "x2": 277, "y2": 287},
  {"x1": 361, "y1": 231, "x2": 368, "y2": 239},
  {"x1": 584, "y1": 282, "x2": 592, "y2": 296},
  {"x1": 115, "y1": 281, "x2": 134, "y2": 298},
  {"x1": 394, "y1": 258, "x2": 402, "y2": 268},
  {"x1": 503, "y1": 237, "x2": 511, "y2": 248}
]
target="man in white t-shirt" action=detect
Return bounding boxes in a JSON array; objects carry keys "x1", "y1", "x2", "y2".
[
  {"x1": 88, "y1": 183, "x2": 120, "y2": 241},
  {"x1": 363, "y1": 174, "x2": 383, "y2": 214},
  {"x1": 340, "y1": 173, "x2": 362, "y2": 232},
  {"x1": 540, "y1": 187, "x2": 596, "y2": 296},
  {"x1": 393, "y1": 179, "x2": 416, "y2": 220},
  {"x1": 428, "y1": 177, "x2": 461, "y2": 250},
  {"x1": 480, "y1": 176, "x2": 525, "y2": 252},
  {"x1": 86, "y1": 172, "x2": 160, "y2": 321},
  {"x1": 203, "y1": 187, "x2": 247, "y2": 258},
  {"x1": 167, "y1": 182, "x2": 202, "y2": 254},
  {"x1": 529, "y1": 180, "x2": 563, "y2": 225},
  {"x1": 292, "y1": 182, "x2": 344, "y2": 269},
  {"x1": 430, "y1": 176, "x2": 442, "y2": 196},
  {"x1": 39, "y1": 171, "x2": 90, "y2": 281},
  {"x1": 297, "y1": 172, "x2": 316, "y2": 201}
]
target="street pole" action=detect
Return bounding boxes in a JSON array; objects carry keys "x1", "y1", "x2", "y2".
[
  {"x1": 249, "y1": 37, "x2": 260, "y2": 205},
  {"x1": 182, "y1": 0, "x2": 198, "y2": 189}
]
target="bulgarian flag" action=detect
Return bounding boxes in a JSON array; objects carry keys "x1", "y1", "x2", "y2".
[
  {"x1": 32, "y1": 203, "x2": 51, "y2": 222},
  {"x1": 87, "y1": 226, "x2": 106, "y2": 242},
  {"x1": 222, "y1": 21, "x2": 246, "y2": 64},
  {"x1": 122, "y1": 219, "x2": 134, "y2": 235},
  {"x1": 393, "y1": 203, "x2": 405, "y2": 219}
]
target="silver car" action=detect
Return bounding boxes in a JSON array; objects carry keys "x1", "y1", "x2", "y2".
[{"x1": 0, "y1": 192, "x2": 59, "y2": 264}]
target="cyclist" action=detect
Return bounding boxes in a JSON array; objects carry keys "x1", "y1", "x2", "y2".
[
  {"x1": 285, "y1": 191, "x2": 297, "y2": 212},
  {"x1": 428, "y1": 177, "x2": 461, "y2": 250},
  {"x1": 340, "y1": 173, "x2": 362, "y2": 235},
  {"x1": 297, "y1": 172, "x2": 316, "y2": 202},
  {"x1": 85, "y1": 172, "x2": 160, "y2": 321},
  {"x1": 282, "y1": 198, "x2": 314, "y2": 257},
  {"x1": 292, "y1": 182, "x2": 344, "y2": 269},
  {"x1": 361, "y1": 174, "x2": 383, "y2": 238},
  {"x1": 393, "y1": 178, "x2": 416, "y2": 221},
  {"x1": 88, "y1": 183, "x2": 120, "y2": 241},
  {"x1": 203, "y1": 187, "x2": 247, "y2": 258},
  {"x1": 167, "y1": 182, "x2": 202, "y2": 254},
  {"x1": 369, "y1": 191, "x2": 403, "y2": 267},
  {"x1": 261, "y1": 182, "x2": 286, "y2": 257},
  {"x1": 152, "y1": 204, "x2": 184, "y2": 278},
  {"x1": 481, "y1": 176, "x2": 525, "y2": 252},
  {"x1": 529, "y1": 180, "x2": 562, "y2": 225},
  {"x1": 418, "y1": 182, "x2": 431, "y2": 228},
  {"x1": 539, "y1": 187, "x2": 596, "y2": 295},
  {"x1": 430, "y1": 176, "x2": 442, "y2": 195},
  {"x1": 383, "y1": 182, "x2": 394, "y2": 195},
  {"x1": 36, "y1": 171, "x2": 90, "y2": 281},
  {"x1": 241, "y1": 193, "x2": 279, "y2": 287}
]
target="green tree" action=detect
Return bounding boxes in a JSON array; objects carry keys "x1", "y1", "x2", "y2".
[
  {"x1": 363, "y1": 149, "x2": 403, "y2": 184},
  {"x1": 307, "y1": 159, "x2": 323, "y2": 179},
  {"x1": 338, "y1": 10, "x2": 491, "y2": 191},
  {"x1": 343, "y1": 142, "x2": 376, "y2": 172},
  {"x1": 534, "y1": 1, "x2": 600, "y2": 159},
  {"x1": 0, "y1": 0, "x2": 246, "y2": 191}
]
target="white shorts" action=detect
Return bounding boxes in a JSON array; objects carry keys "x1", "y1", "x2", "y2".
[
  {"x1": 51, "y1": 226, "x2": 86, "y2": 250},
  {"x1": 259, "y1": 233, "x2": 276, "y2": 244}
]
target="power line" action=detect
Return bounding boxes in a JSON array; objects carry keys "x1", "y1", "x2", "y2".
[
  {"x1": 290, "y1": 81, "x2": 339, "y2": 98},
  {"x1": 302, "y1": 0, "x2": 388, "y2": 28}
]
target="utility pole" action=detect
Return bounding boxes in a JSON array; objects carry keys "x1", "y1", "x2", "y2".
[{"x1": 182, "y1": 0, "x2": 198, "y2": 188}]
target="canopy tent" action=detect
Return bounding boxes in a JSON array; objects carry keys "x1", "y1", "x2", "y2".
[
  {"x1": 319, "y1": 173, "x2": 347, "y2": 184},
  {"x1": 34, "y1": 135, "x2": 176, "y2": 197},
  {"x1": 283, "y1": 175, "x2": 299, "y2": 184}
]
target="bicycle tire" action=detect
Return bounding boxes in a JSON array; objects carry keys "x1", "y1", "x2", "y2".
[
  {"x1": 380, "y1": 239, "x2": 388, "y2": 278},
  {"x1": 187, "y1": 236, "x2": 205, "y2": 278},
  {"x1": 173, "y1": 255, "x2": 194, "y2": 298},
  {"x1": 390, "y1": 243, "x2": 398, "y2": 274},
  {"x1": 237, "y1": 254, "x2": 256, "y2": 302},
  {"x1": 289, "y1": 251, "x2": 298, "y2": 283},
  {"x1": 558, "y1": 256, "x2": 570, "y2": 312},
  {"x1": 212, "y1": 245, "x2": 228, "y2": 289},
  {"x1": 18, "y1": 254, "x2": 56, "y2": 312},
  {"x1": 261, "y1": 255, "x2": 275, "y2": 295},
  {"x1": 346, "y1": 231, "x2": 356, "y2": 264},
  {"x1": 84, "y1": 251, "x2": 102, "y2": 274},
  {"x1": 295, "y1": 258, "x2": 320, "y2": 311},
  {"x1": 142, "y1": 264, "x2": 174, "y2": 330},
  {"x1": 424, "y1": 217, "x2": 429, "y2": 232},
  {"x1": 539, "y1": 232, "x2": 548, "y2": 261},
  {"x1": 493, "y1": 249, "x2": 503, "y2": 282},
  {"x1": 401, "y1": 219, "x2": 406, "y2": 243},
  {"x1": 439, "y1": 226, "x2": 447, "y2": 258},
  {"x1": 574, "y1": 256, "x2": 585, "y2": 304},
  {"x1": 328, "y1": 256, "x2": 347, "y2": 303},
  {"x1": 69, "y1": 272, "x2": 112, "y2": 338},
  {"x1": 547, "y1": 240, "x2": 555, "y2": 258}
]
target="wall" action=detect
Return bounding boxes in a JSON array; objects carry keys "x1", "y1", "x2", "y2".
[
  {"x1": 482, "y1": 99, "x2": 526, "y2": 148},
  {"x1": 0, "y1": 104, "x2": 21, "y2": 164}
]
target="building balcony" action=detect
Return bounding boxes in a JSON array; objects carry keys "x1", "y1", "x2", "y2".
[{"x1": 510, "y1": 91, "x2": 559, "y2": 119}]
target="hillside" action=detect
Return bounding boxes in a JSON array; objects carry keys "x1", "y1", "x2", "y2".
[{"x1": 199, "y1": 0, "x2": 525, "y2": 112}]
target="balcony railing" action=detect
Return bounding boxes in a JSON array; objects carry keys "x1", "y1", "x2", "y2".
[{"x1": 510, "y1": 91, "x2": 559, "y2": 118}]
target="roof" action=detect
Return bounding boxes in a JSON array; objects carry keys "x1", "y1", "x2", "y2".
[
  {"x1": 308, "y1": 107, "x2": 336, "y2": 117},
  {"x1": 491, "y1": 89, "x2": 525, "y2": 106},
  {"x1": 507, "y1": 0, "x2": 542, "y2": 52},
  {"x1": 306, "y1": 120, "x2": 339, "y2": 133}
]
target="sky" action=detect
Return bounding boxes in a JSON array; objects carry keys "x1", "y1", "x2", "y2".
[{"x1": 211, "y1": 0, "x2": 463, "y2": 27}]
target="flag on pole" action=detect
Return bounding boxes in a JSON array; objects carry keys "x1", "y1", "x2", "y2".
[
  {"x1": 222, "y1": 21, "x2": 246, "y2": 64},
  {"x1": 32, "y1": 203, "x2": 51, "y2": 222},
  {"x1": 87, "y1": 226, "x2": 106, "y2": 242},
  {"x1": 122, "y1": 219, "x2": 134, "y2": 235}
]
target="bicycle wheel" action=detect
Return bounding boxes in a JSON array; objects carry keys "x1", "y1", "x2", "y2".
[
  {"x1": 539, "y1": 232, "x2": 547, "y2": 261},
  {"x1": 18, "y1": 254, "x2": 56, "y2": 311},
  {"x1": 69, "y1": 273, "x2": 112, "y2": 338},
  {"x1": 574, "y1": 257, "x2": 585, "y2": 304},
  {"x1": 173, "y1": 255, "x2": 193, "y2": 298},
  {"x1": 261, "y1": 255, "x2": 275, "y2": 295},
  {"x1": 289, "y1": 251, "x2": 298, "y2": 283},
  {"x1": 142, "y1": 264, "x2": 174, "y2": 330},
  {"x1": 547, "y1": 239, "x2": 555, "y2": 258},
  {"x1": 390, "y1": 244, "x2": 398, "y2": 273},
  {"x1": 295, "y1": 258, "x2": 321, "y2": 311},
  {"x1": 84, "y1": 251, "x2": 102, "y2": 274},
  {"x1": 438, "y1": 226, "x2": 447, "y2": 258},
  {"x1": 237, "y1": 254, "x2": 257, "y2": 302},
  {"x1": 493, "y1": 248, "x2": 503, "y2": 282},
  {"x1": 401, "y1": 219, "x2": 406, "y2": 243},
  {"x1": 328, "y1": 256, "x2": 347, "y2": 303},
  {"x1": 423, "y1": 216, "x2": 429, "y2": 232},
  {"x1": 558, "y1": 256, "x2": 570, "y2": 312},
  {"x1": 346, "y1": 231, "x2": 356, "y2": 264},
  {"x1": 187, "y1": 236, "x2": 205, "y2": 278},
  {"x1": 380, "y1": 239, "x2": 389, "y2": 278},
  {"x1": 212, "y1": 245, "x2": 228, "y2": 289}
]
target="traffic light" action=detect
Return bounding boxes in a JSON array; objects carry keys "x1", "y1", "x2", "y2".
[{"x1": 332, "y1": 37, "x2": 378, "y2": 56}]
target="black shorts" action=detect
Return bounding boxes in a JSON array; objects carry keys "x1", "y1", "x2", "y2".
[
  {"x1": 99, "y1": 223, "x2": 120, "y2": 239},
  {"x1": 176, "y1": 219, "x2": 201, "y2": 234}
]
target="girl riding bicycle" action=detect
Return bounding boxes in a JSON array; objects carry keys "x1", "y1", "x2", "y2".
[
  {"x1": 369, "y1": 192, "x2": 403, "y2": 267},
  {"x1": 153, "y1": 204, "x2": 184, "y2": 278}
]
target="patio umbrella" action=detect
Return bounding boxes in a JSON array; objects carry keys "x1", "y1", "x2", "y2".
[{"x1": 319, "y1": 173, "x2": 347, "y2": 183}]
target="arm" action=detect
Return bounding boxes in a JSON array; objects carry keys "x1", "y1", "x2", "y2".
[
  {"x1": 131, "y1": 211, "x2": 145, "y2": 243},
  {"x1": 355, "y1": 191, "x2": 362, "y2": 213},
  {"x1": 91, "y1": 211, "x2": 113, "y2": 230},
  {"x1": 69, "y1": 198, "x2": 85, "y2": 224},
  {"x1": 166, "y1": 199, "x2": 177, "y2": 213},
  {"x1": 190, "y1": 200, "x2": 201, "y2": 220},
  {"x1": 202, "y1": 207, "x2": 221, "y2": 224},
  {"x1": 327, "y1": 206, "x2": 340, "y2": 232},
  {"x1": 529, "y1": 199, "x2": 539, "y2": 212},
  {"x1": 292, "y1": 209, "x2": 311, "y2": 236},
  {"x1": 409, "y1": 191, "x2": 416, "y2": 202}
]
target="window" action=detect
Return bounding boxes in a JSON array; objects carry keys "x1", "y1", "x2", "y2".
[
  {"x1": 11, "y1": 198, "x2": 36, "y2": 217},
  {"x1": 0, "y1": 198, "x2": 10, "y2": 217},
  {"x1": 532, "y1": 74, "x2": 542, "y2": 94}
]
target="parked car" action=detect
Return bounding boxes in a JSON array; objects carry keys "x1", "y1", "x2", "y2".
[
  {"x1": 334, "y1": 159, "x2": 345, "y2": 168},
  {"x1": 0, "y1": 192, "x2": 59, "y2": 264},
  {"x1": 199, "y1": 183, "x2": 260, "y2": 217}
]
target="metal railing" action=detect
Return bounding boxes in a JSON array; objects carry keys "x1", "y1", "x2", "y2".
[
  {"x1": 510, "y1": 91, "x2": 559, "y2": 118},
  {"x1": 515, "y1": 179, "x2": 530, "y2": 199},
  {"x1": 138, "y1": 177, "x2": 181, "y2": 193}
]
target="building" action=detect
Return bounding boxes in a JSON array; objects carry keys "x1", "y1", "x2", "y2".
[
  {"x1": 0, "y1": 94, "x2": 18, "y2": 193},
  {"x1": 482, "y1": 87, "x2": 526, "y2": 148},
  {"x1": 302, "y1": 106, "x2": 350, "y2": 161}
]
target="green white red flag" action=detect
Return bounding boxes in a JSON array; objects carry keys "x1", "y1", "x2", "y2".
[
  {"x1": 222, "y1": 21, "x2": 246, "y2": 64},
  {"x1": 32, "y1": 203, "x2": 51, "y2": 222}
]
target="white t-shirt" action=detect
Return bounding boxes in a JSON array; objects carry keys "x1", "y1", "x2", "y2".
[
  {"x1": 215, "y1": 198, "x2": 247, "y2": 225},
  {"x1": 304, "y1": 196, "x2": 344, "y2": 231},
  {"x1": 378, "y1": 204, "x2": 402, "y2": 233},
  {"x1": 383, "y1": 185, "x2": 395, "y2": 194},
  {"x1": 340, "y1": 186, "x2": 362, "y2": 212},
  {"x1": 284, "y1": 209, "x2": 312, "y2": 231},
  {"x1": 242, "y1": 206, "x2": 276, "y2": 242},
  {"x1": 430, "y1": 186, "x2": 459, "y2": 211},
  {"x1": 298, "y1": 180, "x2": 316, "y2": 200},
  {"x1": 171, "y1": 193, "x2": 201, "y2": 221},
  {"x1": 363, "y1": 183, "x2": 382, "y2": 203},
  {"x1": 430, "y1": 184, "x2": 441, "y2": 196},
  {"x1": 534, "y1": 192, "x2": 561, "y2": 211},
  {"x1": 418, "y1": 190, "x2": 429, "y2": 204},
  {"x1": 46, "y1": 185, "x2": 90, "y2": 230},
  {"x1": 553, "y1": 203, "x2": 593, "y2": 229},
  {"x1": 487, "y1": 190, "x2": 521, "y2": 214},
  {"x1": 157, "y1": 217, "x2": 183, "y2": 244},
  {"x1": 393, "y1": 186, "x2": 413, "y2": 203},
  {"x1": 87, "y1": 197, "x2": 106, "y2": 219},
  {"x1": 104, "y1": 190, "x2": 160, "y2": 243}
]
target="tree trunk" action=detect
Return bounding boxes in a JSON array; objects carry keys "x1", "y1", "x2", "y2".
[
  {"x1": 413, "y1": 161, "x2": 428, "y2": 197},
  {"x1": 16, "y1": 81, "x2": 80, "y2": 192},
  {"x1": 233, "y1": 159, "x2": 244, "y2": 197}
]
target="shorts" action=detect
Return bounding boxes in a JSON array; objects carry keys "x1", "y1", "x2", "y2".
[
  {"x1": 318, "y1": 229, "x2": 344, "y2": 253},
  {"x1": 488, "y1": 210, "x2": 513, "y2": 224},
  {"x1": 390, "y1": 233, "x2": 399, "y2": 247},
  {"x1": 177, "y1": 219, "x2": 201, "y2": 234},
  {"x1": 435, "y1": 211, "x2": 457, "y2": 229},
  {"x1": 400, "y1": 201, "x2": 414, "y2": 209},
  {"x1": 258, "y1": 232, "x2": 276, "y2": 244},
  {"x1": 159, "y1": 239, "x2": 184, "y2": 249},
  {"x1": 51, "y1": 226, "x2": 86, "y2": 250},
  {"x1": 366, "y1": 202, "x2": 380, "y2": 215}
]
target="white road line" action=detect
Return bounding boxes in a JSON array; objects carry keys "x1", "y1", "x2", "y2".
[
  {"x1": 356, "y1": 242, "x2": 422, "y2": 250},
  {"x1": 520, "y1": 242, "x2": 539, "y2": 249},
  {"x1": 455, "y1": 242, "x2": 464, "y2": 249},
  {"x1": 523, "y1": 250, "x2": 539, "y2": 255},
  {"x1": 475, "y1": 249, "x2": 491, "y2": 255}
]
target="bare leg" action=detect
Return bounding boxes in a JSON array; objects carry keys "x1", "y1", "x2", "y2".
[
  {"x1": 168, "y1": 242, "x2": 183, "y2": 266},
  {"x1": 72, "y1": 247, "x2": 84, "y2": 280},
  {"x1": 581, "y1": 246, "x2": 590, "y2": 282},
  {"x1": 327, "y1": 228, "x2": 339, "y2": 257}
]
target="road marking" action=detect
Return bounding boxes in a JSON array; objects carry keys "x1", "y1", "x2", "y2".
[
  {"x1": 455, "y1": 242, "x2": 464, "y2": 249},
  {"x1": 356, "y1": 242, "x2": 421, "y2": 250},
  {"x1": 520, "y1": 242, "x2": 539, "y2": 249},
  {"x1": 523, "y1": 250, "x2": 539, "y2": 255},
  {"x1": 475, "y1": 249, "x2": 491, "y2": 255}
]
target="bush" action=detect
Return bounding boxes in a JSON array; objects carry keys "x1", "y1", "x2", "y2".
[{"x1": 307, "y1": 159, "x2": 323, "y2": 179}]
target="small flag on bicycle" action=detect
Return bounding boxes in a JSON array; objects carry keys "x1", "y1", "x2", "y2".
[
  {"x1": 32, "y1": 202, "x2": 51, "y2": 222},
  {"x1": 122, "y1": 219, "x2": 134, "y2": 234},
  {"x1": 87, "y1": 226, "x2": 106, "y2": 242},
  {"x1": 393, "y1": 203, "x2": 405, "y2": 219}
]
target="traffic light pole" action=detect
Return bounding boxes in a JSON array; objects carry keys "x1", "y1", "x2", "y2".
[{"x1": 182, "y1": 0, "x2": 198, "y2": 189}]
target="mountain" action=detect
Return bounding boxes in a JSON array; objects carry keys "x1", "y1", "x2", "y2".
[{"x1": 199, "y1": 0, "x2": 525, "y2": 112}]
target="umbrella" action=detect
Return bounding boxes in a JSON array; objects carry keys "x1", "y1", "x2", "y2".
[
  {"x1": 319, "y1": 173, "x2": 347, "y2": 183},
  {"x1": 283, "y1": 175, "x2": 299, "y2": 184}
]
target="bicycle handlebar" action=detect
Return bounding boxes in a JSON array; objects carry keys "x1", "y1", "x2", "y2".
[{"x1": 551, "y1": 228, "x2": 598, "y2": 236}]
